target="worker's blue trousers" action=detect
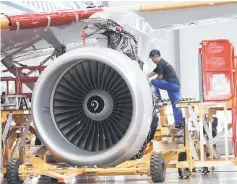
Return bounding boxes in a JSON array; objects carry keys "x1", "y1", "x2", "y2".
[{"x1": 151, "y1": 79, "x2": 183, "y2": 125}]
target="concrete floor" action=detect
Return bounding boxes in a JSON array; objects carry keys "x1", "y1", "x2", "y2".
[{"x1": 2, "y1": 167, "x2": 237, "y2": 184}]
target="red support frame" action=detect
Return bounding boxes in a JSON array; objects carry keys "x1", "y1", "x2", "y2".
[{"x1": 1, "y1": 66, "x2": 46, "y2": 96}]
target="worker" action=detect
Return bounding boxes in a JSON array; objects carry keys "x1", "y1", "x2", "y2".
[
  {"x1": 1, "y1": 92, "x2": 6, "y2": 104},
  {"x1": 147, "y1": 49, "x2": 183, "y2": 128}
]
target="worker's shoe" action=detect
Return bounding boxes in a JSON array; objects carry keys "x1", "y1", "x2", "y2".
[
  {"x1": 174, "y1": 118, "x2": 185, "y2": 129},
  {"x1": 174, "y1": 123, "x2": 183, "y2": 129}
]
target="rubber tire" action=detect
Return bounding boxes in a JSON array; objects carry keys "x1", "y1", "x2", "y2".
[
  {"x1": 6, "y1": 157, "x2": 23, "y2": 184},
  {"x1": 150, "y1": 152, "x2": 166, "y2": 183},
  {"x1": 178, "y1": 152, "x2": 189, "y2": 179}
]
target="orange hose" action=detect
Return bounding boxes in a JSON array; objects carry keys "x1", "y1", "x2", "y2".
[{"x1": 140, "y1": 1, "x2": 237, "y2": 12}]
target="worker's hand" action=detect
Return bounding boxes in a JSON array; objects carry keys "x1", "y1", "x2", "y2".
[
  {"x1": 156, "y1": 74, "x2": 163, "y2": 79},
  {"x1": 147, "y1": 72, "x2": 156, "y2": 78}
]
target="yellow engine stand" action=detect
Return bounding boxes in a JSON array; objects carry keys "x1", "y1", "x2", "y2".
[{"x1": 1, "y1": 109, "x2": 35, "y2": 176}]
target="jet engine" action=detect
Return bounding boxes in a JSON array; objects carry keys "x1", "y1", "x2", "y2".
[
  {"x1": 32, "y1": 46, "x2": 158, "y2": 167},
  {"x1": 32, "y1": 15, "x2": 159, "y2": 167}
]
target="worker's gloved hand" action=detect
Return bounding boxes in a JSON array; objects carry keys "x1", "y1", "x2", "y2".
[
  {"x1": 157, "y1": 100, "x2": 164, "y2": 107},
  {"x1": 154, "y1": 99, "x2": 164, "y2": 107}
]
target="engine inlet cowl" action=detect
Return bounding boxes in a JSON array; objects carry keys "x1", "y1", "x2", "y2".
[{"x1": 32, "y1": 47, "x2": 153, "y2": 167}]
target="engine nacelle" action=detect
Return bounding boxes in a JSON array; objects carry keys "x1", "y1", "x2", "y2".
[{"x1": 32, "y1": 47, "x2": 154, "y2": 167}]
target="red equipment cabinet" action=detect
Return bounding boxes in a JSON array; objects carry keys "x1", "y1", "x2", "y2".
[{"x1": 200, "y1": 39, "x2": 235, "y2": 102}]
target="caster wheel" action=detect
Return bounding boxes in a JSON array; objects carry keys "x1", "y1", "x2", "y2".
[
  {"x1": 178, "y1": 152, "x2": 190, "y2": 179},
  {"x1": 201, "y1": 167, "x2": 210, "y2": 175}
]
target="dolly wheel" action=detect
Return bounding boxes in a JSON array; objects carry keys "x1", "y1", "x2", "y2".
[
  {"x1": 150, "y1": 151, "x2": 166, "y2": 182},
  {"x1": 6, "y1": 157, "x2": 23, "y2": 184},
  {"x1": 178, "y1": 152, "x2": 190, "y2": 179}
]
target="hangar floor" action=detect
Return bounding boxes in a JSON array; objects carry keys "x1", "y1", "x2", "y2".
[{"x1": 2, "y1": 167, "x2": 237, "y2": 184}]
